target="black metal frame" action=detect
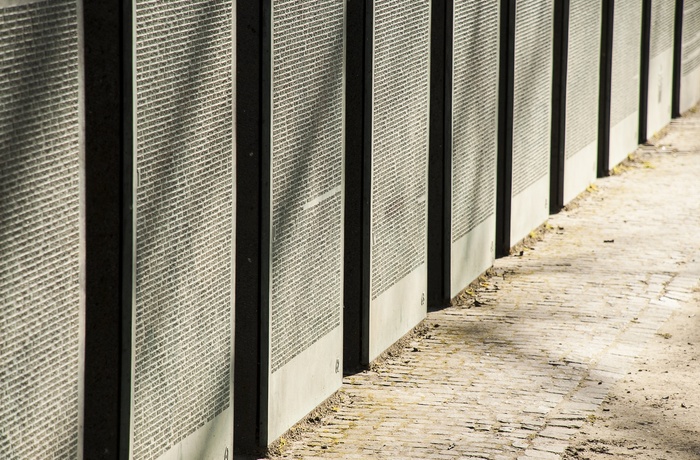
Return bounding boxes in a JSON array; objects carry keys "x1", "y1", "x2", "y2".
[
  {"x1": 234, "y1": 1, "x2": 264, "y2": 454},
  {"x1": 119, "y1": 1, "x2": 134, "y2": 458},
  {"x1": 496, "y1": 0, "x2": 515, "y2": 257},
  {"x1": 342, "y1": 0, "x2": 372, "y2": 370},
  {"x1": 672, "y1": 0, "x2": 685, "y2": 118},
  {"x1": 343, "y1": 0, "x2": 367, "y2": 373},
  {"x1": 427, "y1": 0, "x2": 449, "y2": 310},
  {"x1": 639, "y1": 0, "x2": 652, "y2": 144},
  {"x1": 360, "y1": 0, "x2": 374, "y2": 365},
  {"x1": 597, "y1": 0, "x2": 615, "y2": 178},
  {"x1": 549, "y1": 0, "x2": 570, "y2": 215},
  {"x1": 257, "y1": 0, "x2": 273, "y2": 447},
  {"x1": 74, "y1": 0, "x2": 125, "y2": 458}
]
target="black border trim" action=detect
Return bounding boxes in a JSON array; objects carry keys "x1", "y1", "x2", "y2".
[
  {"x1": 82, "y1": 0, "x2": 123, "y2": 457},
  {"x1": 119, "y1": 0, "x2": 133, "y2": 458},
  {"x1": 360, "y1": 0, "x2": 374, "y2": 365},
  {"x1": 550, "y1": 0, "x2": 570, "y2": 214},
  {"x1": 258, "y1": 0, "x2": 272, "y2": 447},
  {"x1": 343, "y1": 0, "x2": 367, "y2": 373},
  {"x1": 428, "y1": 0, "x2": 449, "y2": 309},
  {"x1": 233, "y1": 0, "x2": 264, "y2": 454},
  {"x1": 442, "y1": 0, "x2": 452, "y2": 304},
  {"x1": 672, "y1": 0, "x2": 685, "y2": 118},
  {"x1": 496, "y1": 0, "x2": 515, "y2": 257},
  {"x1": 597, "y1": 0, "x2": 615, "y2": 178},
  {"x1": 639, "y1": 0, "x2": 652, "y2": 143}
]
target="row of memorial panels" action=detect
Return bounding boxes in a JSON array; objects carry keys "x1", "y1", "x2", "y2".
[{"x1": 2, "y1": 0, "x2": 700, "y2": 458}]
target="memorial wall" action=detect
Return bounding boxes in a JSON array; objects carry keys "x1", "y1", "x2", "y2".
[
  {"x1": 128, "y1": 1, "x2": 235, "y2": 458},
  {"x1": 0, "y1": 1, "x2": 82, "y2": 457},
  {"x1": 1, "y1": 0, "x2": 695, "y2": 455},
  {"x1": 680, "y1": 0, "x2": 700, "y2": 113},
  {"x1": 563, "y1": 1, "x2": 603, "y2": 204},
  {"x1": 509, "y1": 0, "x2": 554, "y2": 245},
  {"x1": 448, "y1": 0, "x2": 500, "y2": 297}
]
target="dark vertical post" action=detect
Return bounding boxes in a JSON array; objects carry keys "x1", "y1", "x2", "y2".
[
  {"x1": 257, "y1": 0, "x2": 273, "y2": 446},
  {"x1": 598, "y1": 0, "x2": 615, "y2": 177},
  {"x1": 639, "y1": 0, "x2": 652, "y2": 143},
  {"x1": 442, "y1": 0, "x2": 453, "y2": 303},
  {"x1": 234, "y1": 1, "x2": 264, "y2": 454},
  {"x1": 344, "y1": 0, "x2": 367, "y2": 372},
  {"x1": 672, "y1": 0, "x2": 685, "y2": 118},
  {"x1": 550, "y1": 0, "x2": 570, "y2": 214},
  {"x1": 360, "y1": 0, "x2": 374, "y2": 364},
  {"x1": 81, "y1": 1, "x2": 123, "y2": 458},
  {"x1": 496, "y1": 0, "x2": 516, "y2": 257},
  {"x1": 119, "y1": 1, "x2": 134, "y2": 458},
  {"x1": 428, "y1": 0, "x2": 449, "y2": 309}
]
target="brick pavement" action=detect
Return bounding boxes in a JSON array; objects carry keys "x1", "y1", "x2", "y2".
[{"x1": 271, "y1": 109, "x2": 700, "y2": 460}]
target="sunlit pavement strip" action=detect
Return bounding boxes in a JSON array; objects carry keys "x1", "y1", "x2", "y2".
[{"x1": 273, "y1": 111, "x2": 700, "y2": 460}]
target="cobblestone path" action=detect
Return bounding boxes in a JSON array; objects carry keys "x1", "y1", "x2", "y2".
[{"x1": 273, "y1": 110, "x2": 700, "y2": 460}]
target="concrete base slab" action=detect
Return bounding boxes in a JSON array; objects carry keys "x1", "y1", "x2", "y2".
[
  {"x1": 367, "y1": 264, "x2": 426, "y2": 363},
  {"x1": 450, "y1": 215, "x2": 495, "y2": 298},
  {"x1": 266, "y1": 325, "x2": 343, "y2": 444},
  {"x1": 609, "y1": 110, "x2": 639, "y2": 169},
  {"x1": 510, "y1": 174, "x2": 549, "y2": 246},
  {"x1": 564, "y1": 139, "x2": 597, "y2": 205},
  {"x1": 646, "y1": 48, "x2": 673, "y2": 139},
  {"x1": 680, "y1": 66, "x2": 700, "y2": 115}
]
